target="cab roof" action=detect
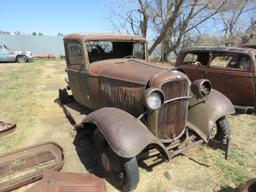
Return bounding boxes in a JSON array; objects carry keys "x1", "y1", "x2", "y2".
[
  {"x1": 64, "y1": 33, "x2": 147, "y2": 42},
  {"x1": 180, "y1": 46, "x2": 256, "y2": 56}
]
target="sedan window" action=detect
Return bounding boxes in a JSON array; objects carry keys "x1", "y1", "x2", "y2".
[
  {"x1": 183, "y1": 52, "x2": 209, "y2": 66},
  {"x1": 211, "y1": 53, "x2": 251, "y2": 71}
]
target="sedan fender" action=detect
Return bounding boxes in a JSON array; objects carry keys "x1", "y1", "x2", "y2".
[
  {"x1": 79, "y1": 107, "x2": 170, "y2": 159},
  {"x1": 187, "y1": 89, "x2": 235, "y2": 141}
]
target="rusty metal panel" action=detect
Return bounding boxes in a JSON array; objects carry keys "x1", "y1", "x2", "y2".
[
  {"x1": 26, "y1": 170, "x2": 106, "y2": 192},
  {"x1": 0, "y1": 142, "x2": 64, "y2": 192},
  {"x1": 158, "y1": 79, "x2": 188, "y2": 140},
  {"x1": 0, "y1": 120, "x2": 16, "y2": 136},
  {"x1": 64, "y1": 33, "x2": 146, "y2": 42}
]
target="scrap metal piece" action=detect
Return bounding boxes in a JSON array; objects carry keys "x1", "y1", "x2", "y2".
[
  {"x1": 0, "y1": 120, "x2": 16, "y2": 136},
  {"x1": 26, "y1": 169, "x2": 106, "y2": 192},
  {"x1": 0, "y1": 142, "x2": 64, "y2": 192}
]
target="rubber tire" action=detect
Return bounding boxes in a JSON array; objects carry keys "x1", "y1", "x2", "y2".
[
  {"x1": 16, "y1": 55, "x2": 27, "y2": 63},
  {"x1": 214, "y1": 116, "x2": 231, "y2": 145},
  {"x1": 93, "y1": 129, "x2": 139, "y2": 192},
  {"x1": 58, "y1": 88, "x2": 71, "y2": 104},
  {"x1": 121, "y1": 157, "x2": 139, "y2": 192}
]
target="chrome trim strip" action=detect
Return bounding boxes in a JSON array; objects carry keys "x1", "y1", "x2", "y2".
[{"x1": 164, "y1": 96, "x2": 192, "y2": 104}]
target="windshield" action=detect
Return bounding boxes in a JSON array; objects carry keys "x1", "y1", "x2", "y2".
[
  {"x1": 85, "y1": 41, "x2": 145, "y2": 63},
  {"x1": 3, "y1": 45, "x2": 9, "y2": 50}
]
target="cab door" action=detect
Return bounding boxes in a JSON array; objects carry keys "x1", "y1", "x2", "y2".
[
  {"x1": 206, "y1": 52, "x2": 255, "y2": 106},
  {"x1": 65, "y1": 40, "x2": 89, "y2": 106}
]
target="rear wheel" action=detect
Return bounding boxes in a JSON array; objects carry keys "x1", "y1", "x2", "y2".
[
  {"x1": 212, "y1": 116, "x2": 231, "y2": 144},
  {"x1": 93, "y1": 129, "x2": 139, "y2": 192},
  {"x1": 16, "y1": 55, "x2": 27, "y2": 63}
]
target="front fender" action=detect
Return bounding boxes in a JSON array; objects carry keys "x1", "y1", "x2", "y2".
[
  {"x1": 188, "y1": 89, "x2": 235, "y2": 141},
  {"x1": 79, "y1": 107, "x2": 170, "y2": 159}
]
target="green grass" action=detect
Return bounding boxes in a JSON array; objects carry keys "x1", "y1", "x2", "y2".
[{"x1": 0, "y1": 60, "x2": 47, "y2": 151}]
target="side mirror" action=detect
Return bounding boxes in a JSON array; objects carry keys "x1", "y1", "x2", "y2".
[{"x1": 191, "y1": 79, "x2": 212, "y2": 98}]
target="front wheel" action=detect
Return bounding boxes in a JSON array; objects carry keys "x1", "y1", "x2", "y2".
[
  {"x1": 16, "y1": 55, "x2": 27, "y2": 63},
  {"x1": 212, "y1": 116, "x2": 231, "y2": 144},
  {"x1": 93, "y1": 129, "x2": 139, "y2": 192}
]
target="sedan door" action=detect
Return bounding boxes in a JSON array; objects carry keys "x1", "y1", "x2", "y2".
[
  {"x1": 206, "y1": 52, "x2": 255, "y2": 106},
  {"x1": 177, "y1": 51, "x2": 210, "y2": 82}
]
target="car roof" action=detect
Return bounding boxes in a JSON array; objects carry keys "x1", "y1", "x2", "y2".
[
  {"x1": 181, "y1": 46, "x2": 256, "y2": 56},
  {"x1": 240, "y1": 43, "x2": 256, "y2": 49},
  {"x1": 64, "y1": 33, "x2": 146, "y2": 42}
]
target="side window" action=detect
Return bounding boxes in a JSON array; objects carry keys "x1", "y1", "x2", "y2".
[
  {"x1": 133, "y1": 43, "x2": 145, "y2": 59},
  {"x1": 211, "y1": 53, "x2": 251, "y2": 71},
  {"x1": 183, "y1": 52, "x2": 209, "y2": 66},
  {"x1": 86, "y1": 41, "x2": 113, "y2": 63},
  {"x1": 0, "y1": 45, "x2": 3, "y2": 50},
  {"x1": 66, "y1": 41, "x2": 83, "y2": 66},
  {"x1": 184, "y1": 53, "x2": 198, "y2": 63}
]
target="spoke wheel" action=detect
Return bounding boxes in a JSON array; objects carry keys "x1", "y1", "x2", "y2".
[{"x1": 93, "y1": 129, "x2": 139, "y2": 192}]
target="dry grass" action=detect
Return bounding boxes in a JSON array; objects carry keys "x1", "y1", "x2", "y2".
[{"x1": 0, "y1": 60, "x2": 255, "y2": 192}]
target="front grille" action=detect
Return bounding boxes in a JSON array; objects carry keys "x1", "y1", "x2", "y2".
[{"x1": 158, "y1": 79, "x2": 188, "y2": 140}]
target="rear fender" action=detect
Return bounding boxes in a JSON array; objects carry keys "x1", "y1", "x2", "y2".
[
  {"x1": 78, "y1": 107, "x2": 170, "y2": 159},
  {"x1": 188, "y1": 89, "x2": 235, "y2": 141}
]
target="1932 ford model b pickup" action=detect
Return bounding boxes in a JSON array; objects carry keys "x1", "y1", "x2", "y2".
[{"x1": 59, "y1": 33, "x2": 235, "y2": 191}]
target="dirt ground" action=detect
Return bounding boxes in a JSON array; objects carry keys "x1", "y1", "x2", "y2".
[{"x1": 0, "y1": 59, "x2": 255, "y2": 192}]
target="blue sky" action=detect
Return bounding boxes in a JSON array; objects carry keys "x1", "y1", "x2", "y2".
[{"x1": 1, "y1": 0, "x2": 112, "y2": 35}]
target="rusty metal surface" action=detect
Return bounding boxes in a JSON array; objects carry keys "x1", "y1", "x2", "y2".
[
  {"x1": 64, "y1": 33, "x2": 146, "y2": 42},
  {"x1": 0, "y1": 142, "x2": 64, "y2": 192},
  {"x1": 0, "y1": 120, "x2": 16, "y2": 136},
  {"x1": 68, "y1": 59, "x2": 164, "y2": 116},
  {"x1": 240, "y1": 178, "x2": 256, "y2": 192},
  {"x1": 82, "y1": 107, "x2": 170, "y2": 159},
  {"x1": 175, "y1": 46, "x2": 256, "y2": 108},
  {"x1": 188, "y1": 89, "x2": 235, "y2": 141},
  {"x1": 26, "y1": 170, "x2": 106, "y2": 192},
  {"x1": 97, "y1": 59, "x2": 163, "y2": 85},
  {"x1": 157, "y1": 79, "x2": 188, "y2": 140},
  {"x1": 148, "y1": 70, "x2": 190, "y2": 142}
]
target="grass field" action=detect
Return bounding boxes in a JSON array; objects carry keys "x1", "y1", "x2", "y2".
[{"x1": 0, "y1": 59, "x2": 255, "y2": 192}]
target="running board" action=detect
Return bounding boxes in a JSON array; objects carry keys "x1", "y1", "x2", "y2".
[{"x1": 62, "y1": 102, "x2": 91, "y2": 126}]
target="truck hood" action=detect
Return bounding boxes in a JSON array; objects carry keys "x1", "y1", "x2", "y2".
[{"x1": 90, "y1": 59, "x2": 165, "y2": 85}]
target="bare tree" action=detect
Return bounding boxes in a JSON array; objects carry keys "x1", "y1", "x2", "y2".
[
  {"x1": 219, "y1": 0, "x2": 256, "y2": 46},
  {"x1": 110, "y1": 0, "x2": 228, "y2": 61}
]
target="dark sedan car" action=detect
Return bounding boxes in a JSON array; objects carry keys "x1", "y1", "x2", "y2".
[{"x1": 175, "y1": 46, "x2": 256, "y2": 113}]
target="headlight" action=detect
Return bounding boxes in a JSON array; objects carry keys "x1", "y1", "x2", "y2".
[
  {"x1": 191, "y1": 79, "x2": 212, "y2": 98},
  {"x1": 144, "y1": 88, "x2": 165, "y2": 110}
]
